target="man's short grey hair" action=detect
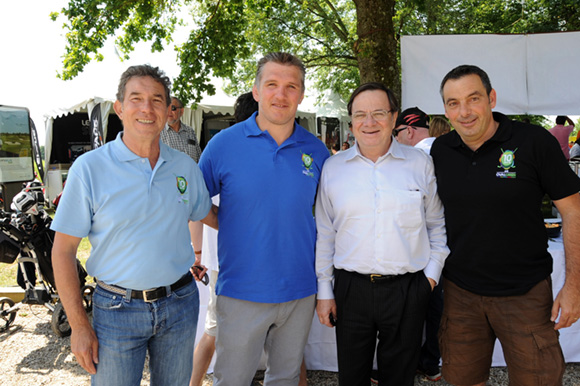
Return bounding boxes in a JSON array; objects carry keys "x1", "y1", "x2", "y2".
[
  {"x1": 254, "y1": 52, "x2": 306, "y2": 92},
  {"x1": 171, "y1": 96, "x2": 183, "y2": 108},
  {"x1": 116, "y1": 64, "x2": 172, "y2": 107}
]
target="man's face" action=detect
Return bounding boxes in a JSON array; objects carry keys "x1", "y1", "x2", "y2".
[
  {"x1": 167, "y1": 98, "x2": 183, "y2": 126},
  {"x1": 252, "y1": 62, "x2": 304, "y2": 129},
  {"x1": 442, "y1": 74, "x2": 497, "y2": 148},
  {"x1": 350, "y1": 89, "x2": 397, "y2": 158},
  {"x1": 113, "y1": 76, "x2": 169, "y2": 142}
]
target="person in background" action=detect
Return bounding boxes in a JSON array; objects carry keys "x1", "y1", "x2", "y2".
[
  {"x1": 51, "y1": 64, "x2": 213, "y2": 385},
  {"x1": 199, "y1": 52, "x2": 329, "y2": 386},
  {"x1": 431, "y1": 64, "x2": 580, "y2": 386},
  {"x1": 341, "y1": 141, "x2": 350, "y2": 150},
  {"x1": 315, "y1": 82, "x2": 448, "y2": 386},
  {"x1": 161, "y1": 96, "x2": 202, "y2": 163},
  {"x1": 549, "y1": 115, "x2": 575, "y2": 160},
  {"x1": 570, "y1": 136, "x2": 580, "y2": 159},
  {"x1": 189, "y1": 91, "x2": 258, "y2": 386},
  {"x1": 392, "y1": 106, "x2": 444, "y2": 381},
  {"x1": 393, "y1": 107, "x2": 434, "y2": 153},
  {"x1": 429, "y1": 116, "x2": 451, "y2": 138},
  {"x1": 161, "y1": 95, "x2": 205, "y2": 272},
  {"x1": 331, "y1": 142, "x2": 341, "y2": 155}
]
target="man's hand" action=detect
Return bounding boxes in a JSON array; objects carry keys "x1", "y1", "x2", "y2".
[
  {"x1": 71, "y1": 324, "x2": 99, "y2": 374},
  {"x1": 552, "y1": 193, "x2": 580, "y2": 330},
  {"x1": 191, "y1": 264, "x2": 208, "y2": 283},
  {"x1": 316, "y1": 299, "x2": 337, "y2": 328},
  {"x1": 428, "y1": 277, "x2": 436, "y2": 291},
  {"x1": 552, "y1": 283, "x2": 580, "y2": 330}
]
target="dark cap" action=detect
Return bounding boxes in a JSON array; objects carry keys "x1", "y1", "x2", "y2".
[{"x1": 395, "y1": 107, "x2": 429, "y2": 129}]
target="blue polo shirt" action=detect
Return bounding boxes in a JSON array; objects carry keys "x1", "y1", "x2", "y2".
[
  {"x1": 199, "y1": 112, "x2": 330, "y2": 303},
  {"x1": 51, "y1": 133, "x2": 211, "y2": 290}
]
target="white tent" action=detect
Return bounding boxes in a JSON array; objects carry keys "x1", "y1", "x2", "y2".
[
  {"x1": 182, "y1": 103, "x2": 317, "y2": 142},
  {"x1": 302, "y1": 90, "x2": 351, "y2": 147},
  {"x1": 43, "y1": 98, "x2": 318, "y2": 204},
  {"x1": 401, "y1": 31, "x2": 580, "y2": 114},
  {"x1": 44, "y1": 97, "x2": 117, "y2": 204}
]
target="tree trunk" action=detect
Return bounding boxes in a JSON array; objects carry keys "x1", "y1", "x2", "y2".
[{"x1": 354, "y1": 0, "x2": 400, "y2": 99}]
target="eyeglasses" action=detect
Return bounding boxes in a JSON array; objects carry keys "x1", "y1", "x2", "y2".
[
  {"x1": 351, "y1": 109, "x2": 394, "y2": 123},
  {"x1": 393, "y1": 126, "x2": 414, "y2": 136},
  {"x1": 170, "y1": 105, "x2": 182, "y2": 111}
]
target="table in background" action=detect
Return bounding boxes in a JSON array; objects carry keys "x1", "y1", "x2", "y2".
[{"x1": 194, "y1": 236, "x2": 580, "y2": 372}]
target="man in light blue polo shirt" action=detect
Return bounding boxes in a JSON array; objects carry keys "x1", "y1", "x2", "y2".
[
  {"x1": 199, "y1": 52, "x2": 330, "y2": 385},
  {"x1": 51, "y1": 64, "x2": 212, "y2": 386}
]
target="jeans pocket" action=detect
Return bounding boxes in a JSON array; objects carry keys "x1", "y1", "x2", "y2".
[
  {"x1": 93, "y1": 286, "x2": 125, "y2": 310},
  {"x1": 171, "y1": 280, "x2": 198, "y2": 300}
]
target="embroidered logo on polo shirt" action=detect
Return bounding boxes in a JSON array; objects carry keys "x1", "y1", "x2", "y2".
[
  {"x1": 176, "y1": 176, "x2": 188, "y2": 194},
  {"x1": 496, "y1": 148, "x2": 518, "y2": 179},
  {"x1": 301, "y1": 152, "x2": 314, "y2": 178}
]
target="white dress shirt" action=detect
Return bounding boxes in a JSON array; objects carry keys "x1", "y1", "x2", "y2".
[
  {"x1": 415, "y1": 137, "x2": 435, "y2": 154},
  {"x1": 315, "y1": 139, "x2": 449, "y2": 300}
]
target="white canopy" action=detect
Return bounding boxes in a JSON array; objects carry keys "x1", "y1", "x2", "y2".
[
  {"x1": 182, "y1": 104, "x2": 318, "y2": 139},
  {"x1": 401, "y1": 31, "x2": 580, "y2": 115}
]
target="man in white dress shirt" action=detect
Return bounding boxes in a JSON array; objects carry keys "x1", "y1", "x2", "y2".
[{"x1": 315, "y1": 82, "x2": 449, "y2": 386}]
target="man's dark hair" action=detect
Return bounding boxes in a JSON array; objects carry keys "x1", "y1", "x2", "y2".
[
  {"x1": 439, "y1": 65, "x2": 493, "y2": 101},
  {"x1": 347, "y1": 82, "x2": 399, "y2": 116},
  {"x1": 234, "y1": 92, "x2": 259, "y2": 123},
  {"x1": 116, "y1": 64, "x2": 171, "y2": 107},
  {"x1": 556, "y1": 116, "x2": 567, "y2": 125},
  {"x1": 254, "y1": 52, "x2": 306, "y2": 92}
]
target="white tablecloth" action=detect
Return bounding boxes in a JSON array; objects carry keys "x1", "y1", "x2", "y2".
[{"x1": 194, "y1": 236, "x2": 580, "y2": 371}]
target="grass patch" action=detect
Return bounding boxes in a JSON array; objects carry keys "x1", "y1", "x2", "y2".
[{"x1": 0, "y1": 237, "x2": 91, "y2": 287}]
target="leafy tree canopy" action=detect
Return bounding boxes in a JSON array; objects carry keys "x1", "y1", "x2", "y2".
[{"x1": 51, "y1": 0, "x2": 579, "y2": 107}]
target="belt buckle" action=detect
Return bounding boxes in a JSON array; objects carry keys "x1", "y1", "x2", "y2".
[
  {"x1": 143, "y1": 290, "x2": 155, "y2": 302},
  {"x1": 370, "y1": 274, "x2": 382, "y2": 283}
]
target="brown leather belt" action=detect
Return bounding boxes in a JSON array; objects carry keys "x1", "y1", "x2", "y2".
[{"x1": 97, "y1": 272, "x2": 192, "y2": 302}]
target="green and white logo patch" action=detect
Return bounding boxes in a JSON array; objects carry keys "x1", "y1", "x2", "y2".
[
  {"x1": 176, "y1": 176, "x2": 188, "y2": 194},
  {"x1": 496, "y1": 148, "x2": 518, "y2": 179},
  {"x1": 301, "y1": 152, "x2": 314, "y2": 178}
]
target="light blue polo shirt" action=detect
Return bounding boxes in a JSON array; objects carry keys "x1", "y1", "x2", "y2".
[
  {"x1": 51, "y1": 133, "x2": 211, "y2": 290},
  {"x1": 199, "y1": 112, "x2": 330, "y2": 303}
]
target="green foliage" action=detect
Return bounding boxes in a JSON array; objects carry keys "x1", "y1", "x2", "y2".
[
  {"x1": 509, "y1": 115, "x2": 551, "y2": 129},
  {"x1": 51, "y1": 0, "x2": 580, "y2": 106},
  {"x1": 54, "y1": 0, "x2": 181, "y2": 80},
  {"x1": 53, "y1": 0, "x2": 360, "y2": 104},
  {"x1": 396, "y1": 0, "x2": 580, "y2": 35}
]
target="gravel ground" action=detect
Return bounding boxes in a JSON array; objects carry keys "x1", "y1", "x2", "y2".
[{"x1": 1, "y1": 305, "x2": 579, "y2": 385}]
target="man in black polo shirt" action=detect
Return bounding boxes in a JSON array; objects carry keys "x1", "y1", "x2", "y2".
[{"x1": 431, "y1": 64, "x2": 580, "y2": 386}]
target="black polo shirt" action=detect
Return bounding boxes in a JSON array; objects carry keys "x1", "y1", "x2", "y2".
[{"x1": 431, "y1": 112, "x2": 580, "y2": 296}]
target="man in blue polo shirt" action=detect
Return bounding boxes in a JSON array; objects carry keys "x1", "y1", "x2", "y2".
[
  {"x1": 51, "y1": 64, "x2": 212, "y2": 385},
  {"x1": 199, "y1": 52, "x2": 330, "y2": 386}
]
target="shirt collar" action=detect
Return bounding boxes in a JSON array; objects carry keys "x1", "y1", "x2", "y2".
[
  {"x1": 346, "y1": 136, "x2": 408, "y2": 162},
  {"x1": 241, "y1": 111, "x2": 310, "y2": 145},
  {"x1": 164, "y1": 122, "x2": 183, "y2": 133},
  {"x1": 111, "y1": 131, "x2": 172, "y2": 163}
]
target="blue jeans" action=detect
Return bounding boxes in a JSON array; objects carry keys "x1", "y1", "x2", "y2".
[{"x1": 91, "y1": 279, "x2": 199, "y2": 386}]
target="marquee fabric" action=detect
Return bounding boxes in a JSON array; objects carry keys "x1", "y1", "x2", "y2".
[{"x1": 401, "y1": 32, "x2": 580, "y2": 115}]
